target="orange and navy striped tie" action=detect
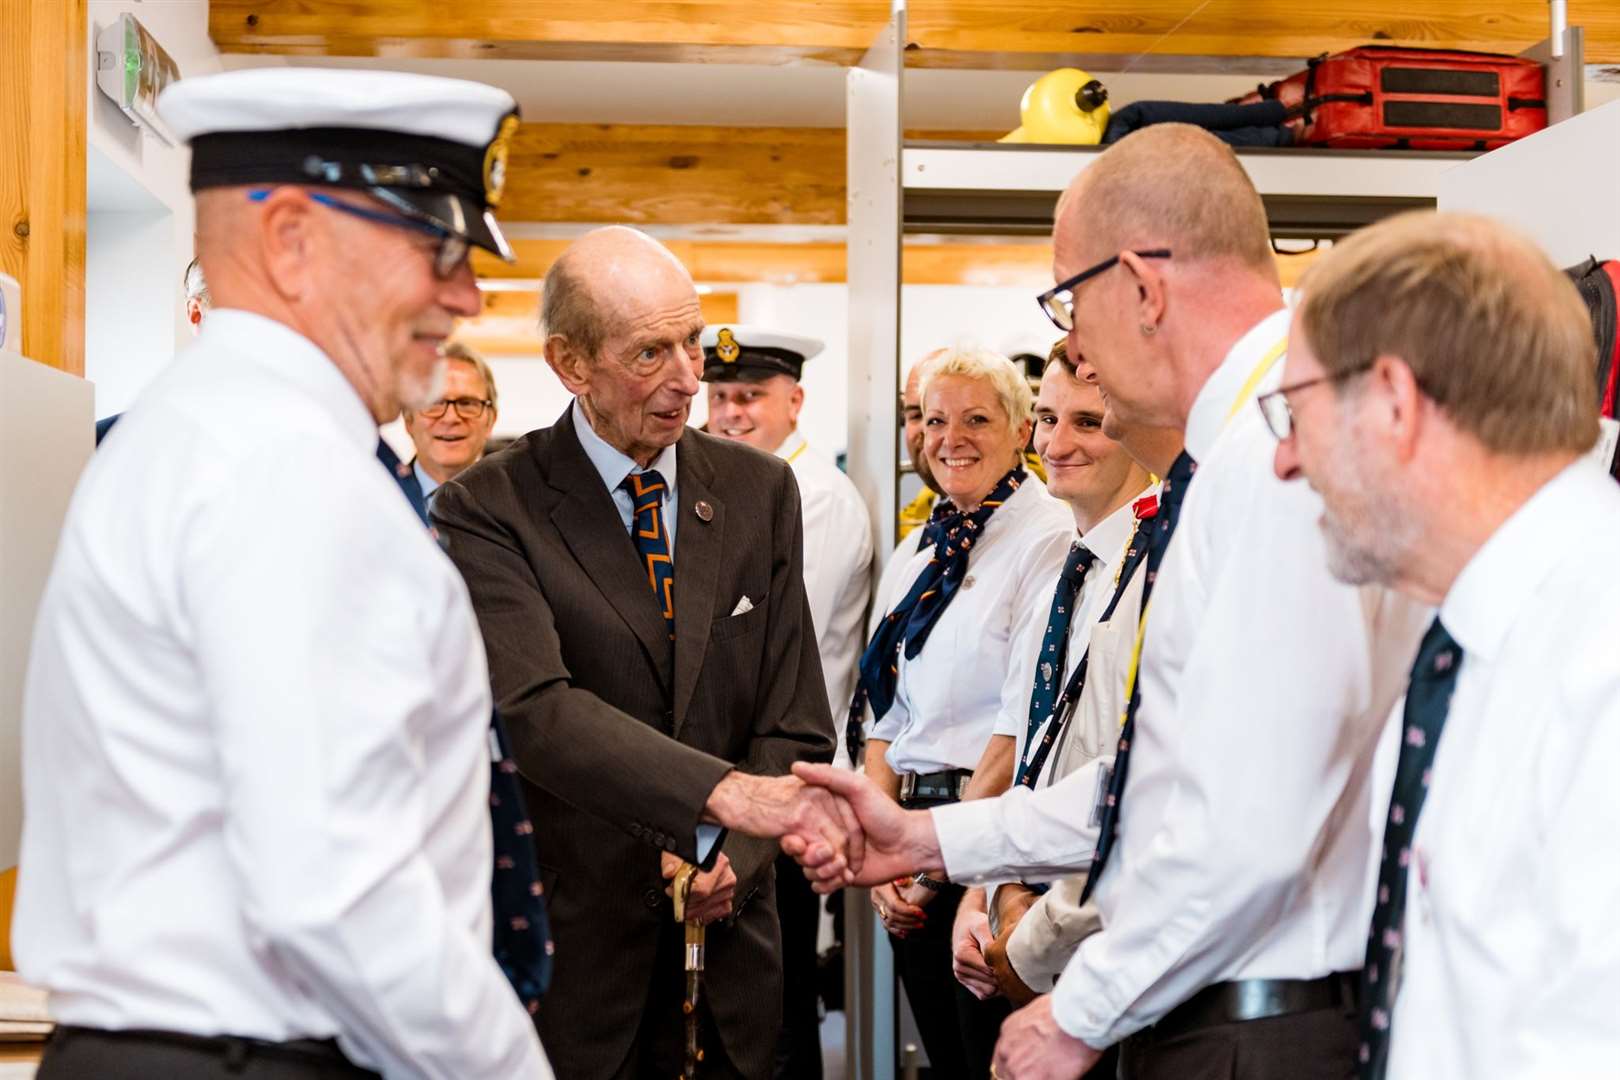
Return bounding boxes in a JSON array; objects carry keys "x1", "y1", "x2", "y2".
[{"x1": 621, "y1": 470, "x2": 675, "y2": 640}]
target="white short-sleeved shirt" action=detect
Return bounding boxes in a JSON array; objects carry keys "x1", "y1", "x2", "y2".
[{"x1": 867, "y1": 476, "x2": 1073, "y2": 775}]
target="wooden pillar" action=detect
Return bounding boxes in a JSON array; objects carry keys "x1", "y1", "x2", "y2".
[{"x1": 0, "y1": 0, "x2": 87, "y2": 375}]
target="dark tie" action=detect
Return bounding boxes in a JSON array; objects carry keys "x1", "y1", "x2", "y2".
[
  {"x1": 374, "y1": 439, "x2": 554, "y2": 1010},
  {"x1": 1080, "y1": 449, "x2": 1197, "y2": 904},
  {"x1": 489, "y1": 712, "x2": 555, "y2": 1013},
  {"x1": 1357, "y1": 618, "x2": 1463, "y2": 1080},
  {"x1": 621, "y1": 470, "x2": 675, "y2": 641},
  {"x1": 1014, "y1": 541, "x2": 1094, "y2": 788}
]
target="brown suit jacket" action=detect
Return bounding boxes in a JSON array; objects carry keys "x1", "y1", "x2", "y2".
[{"x1": 432, "y1": 407, "x2": 834, "y2": 1079}]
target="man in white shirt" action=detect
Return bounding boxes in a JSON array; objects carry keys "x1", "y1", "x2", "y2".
[
  {"x1": 1265, "y1": 211, "x2": 1620, "y2": 1080},
  {"x1": 401, "y1": 341, "x2": 500, "y2": 508},
  {"x1": 16, "y1": 69, "x2": 552, "y2": 1079},
  {"x1": 788, "y1": 124, "x2": 1428, "y2": 1080},
  {"x1": 701, "y1": 324, "x2": 873, "y2": 1079}
]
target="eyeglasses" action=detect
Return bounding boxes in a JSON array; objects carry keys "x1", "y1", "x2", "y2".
[
  {"x1": 1255, "y1": 364, "x2": 1372, "y2": 440},
  {"x1": 1036, "y1": 249, "x2": 1172, "y2": 332},
  {"x1": 245, "y1": 189, "x2": 470, "y2": 279},
  {"x1": 419, "y1": 396, "x2": 494, "y2": 421}
]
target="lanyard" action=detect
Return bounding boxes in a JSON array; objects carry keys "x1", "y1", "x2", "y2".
[
  {"x1": 1115, "y1": 335, "x2": 1289, "y2": 730},
  {"x1": 783, "y1": 439, "x2": 808, "y2": 465}
]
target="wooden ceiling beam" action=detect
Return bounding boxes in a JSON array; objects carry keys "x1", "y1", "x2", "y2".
[{"x1": 211, "y1": 2, "x2": 1620, "y2": 66}]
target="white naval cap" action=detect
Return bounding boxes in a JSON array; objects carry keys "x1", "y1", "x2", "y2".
[
  {"x1": 700, "y1": 325, "x2": 825, "y2": 382},
  {"x1": 157, "y1": 68, "x2": 522, "y2": 260}
]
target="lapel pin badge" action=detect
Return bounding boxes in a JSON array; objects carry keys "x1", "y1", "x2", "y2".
[{"x1": 695, "y1": 500, "x2": 714, "y2": 523}]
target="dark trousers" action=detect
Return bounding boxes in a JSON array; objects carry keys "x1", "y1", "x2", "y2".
[
  {"x1": 37, "y1": 1026, "x2": 379, "y2": 1079},
  {"x1": 612, "y1": 923, "x2": 747, "y2": 1080},
  {"x1": 1118, "y1": 1003, "x2": 1359, "y2": 1080},
  {"x1": 890, "y1": 882, "x2": 1010, "y2": 1080},
  {"x1": 771, "y1": 853, "x2": 824, "y2": 1080}
]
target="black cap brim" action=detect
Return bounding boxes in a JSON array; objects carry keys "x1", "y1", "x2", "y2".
[{"x1": 371, "y1": 187, "x2": 513, "y2": 261}]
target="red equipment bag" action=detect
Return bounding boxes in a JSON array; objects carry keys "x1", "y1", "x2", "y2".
[{"x1": 1236, "y1": 46, "x2": 1547, "y2": 151}]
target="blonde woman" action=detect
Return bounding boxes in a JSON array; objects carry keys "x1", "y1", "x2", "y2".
[{"x1": 849, "y1": 346, "x2": 1072, "y2": 1078}]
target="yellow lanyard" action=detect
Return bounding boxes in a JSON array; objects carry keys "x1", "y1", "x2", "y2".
[
  {"x1": 783, "y1": 440, "x2": 808, "y2": 465},
  {"x1": 1115, "y1": 335, "x2": 1288, "y2": 728}
]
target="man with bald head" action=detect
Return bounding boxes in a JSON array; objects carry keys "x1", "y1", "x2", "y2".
[
  {"x1": 432, "y1": 225, "x2": 842, "y2": 1079},
  {"x1": 975, "y1": 121, "x2": 1433, "y2": 1080}
]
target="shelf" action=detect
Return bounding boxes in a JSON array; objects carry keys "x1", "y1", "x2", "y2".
[{"x1": 902, "y1": 141, "x2": 1477, "y2": 238}]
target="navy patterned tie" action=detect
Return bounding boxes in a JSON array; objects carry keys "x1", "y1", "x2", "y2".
[
  {"x1": 489, "y1": 713, "x2": 555, "y2": 1013},
  {"x1": 1013, "y1": 541, "x2": 1094, "y2": 788},
  {"x1": 1358, "y1": 618, "x2": 1462, "y2": 1079},
  {"x1": 374, "y1": 439, "x2": 554, "y2": 1010},
  {"x1": 621, "y1": 470, "x2": 675, "y2": 642},
  {"x1": 1080, "y1": 450, "x2": 1196, "y2": 904}
]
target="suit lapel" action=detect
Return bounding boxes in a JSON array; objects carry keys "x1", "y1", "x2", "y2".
[
  {"x1": 672, "y1": 431, "x2": 723, "y2": 735},
  {"x1": 547, "y1": 409, "x2": 675, "y2": 694}
]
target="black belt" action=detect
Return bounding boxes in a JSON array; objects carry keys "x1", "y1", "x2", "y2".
[
  {"x1": 1125, "y1": 971, "x2": 1361, "y2": 1047},
  {"x1": 897, "y1": 767, "x2": 973, "y2": 807},
  {"x1": 49, "y1": 1025, "x2": 381, "y2": 1077}
]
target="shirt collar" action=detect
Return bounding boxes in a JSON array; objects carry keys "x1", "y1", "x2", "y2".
[
  {"x1": 201, "y1": 309, "x2": 377, "y2": 453},
  {"x1": 1184, "y1": 306, "x2": 1292, "y2": 461},
  {"x1": 1079, "y1": 485, "x2": 1147, "y2": 564},
  {"x1": 412, "y1": 459, "x2": 441, "y2": 498},
  {"x1": 1441, "y1": 461, "x2": 1596, "y2": 662},
  {"x1": 774, "y1": 431, "x2": 807, "y2": 461},
  {"x1": 571, "y1": 398, "x2": 679, "y2": 495}
]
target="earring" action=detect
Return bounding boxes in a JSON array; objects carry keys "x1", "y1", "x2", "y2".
[{"x1": 1140, "y1": 323, "x2": 1157, "y2": 336}]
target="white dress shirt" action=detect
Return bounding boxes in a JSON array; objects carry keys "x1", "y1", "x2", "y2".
[
  {"x1": 14, "y1": 310, "x2": 549, "y2": 1079},
  {"x1": 868, "y1": 476, "x2": 1073, "y2": 775},
  {"x1": 933, "y1": 490, "x2": 1150, "y2": 886},
  {"x1": 1382, "y1": 460, "x2": 1620, "y2": 1079},
  {"x1": 777, "y1": 431, "x2": 874, "y2": 720},
  {"x1": 1037, "y1": 308, "x2": 1430, "y2": 1047}
]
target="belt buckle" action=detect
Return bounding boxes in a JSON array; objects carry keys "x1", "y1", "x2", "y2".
[{"x1": 898, "y1": 773, "x2": 917, "y2": 802}]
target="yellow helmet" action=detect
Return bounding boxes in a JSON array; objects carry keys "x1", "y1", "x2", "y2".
[{"x1": 1000, "y1": 68, "x2": 1110, "y2": 146}]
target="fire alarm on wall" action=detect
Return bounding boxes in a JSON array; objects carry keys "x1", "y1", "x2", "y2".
[{"x1": 95, "y1": 13, "x2": 180, "y2": 145}]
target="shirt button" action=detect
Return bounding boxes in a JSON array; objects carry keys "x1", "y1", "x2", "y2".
[{"x1": 643, "y1": 888, "x2": 662, "y2": 909}]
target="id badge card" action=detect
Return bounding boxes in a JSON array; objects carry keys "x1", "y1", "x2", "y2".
[{"x1": 1089, "y1": 761, "x2": 1114, "y2": 829}]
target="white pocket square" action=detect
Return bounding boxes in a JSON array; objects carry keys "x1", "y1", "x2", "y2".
[{"x1": 730, "y1": 596, "x2": 755, "y2": 616}]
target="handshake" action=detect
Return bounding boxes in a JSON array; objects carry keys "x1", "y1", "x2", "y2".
[{"x1": 702, "y1": 762, "x2": 944, "y2": 891}]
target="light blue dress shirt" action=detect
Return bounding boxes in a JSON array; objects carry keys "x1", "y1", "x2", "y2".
[
  {"x1": 571, "y1": 399, "x2": 680, "y2": 556},
  {"x1": 570, "y1": 398, "x2": 718, "y2": 861}
]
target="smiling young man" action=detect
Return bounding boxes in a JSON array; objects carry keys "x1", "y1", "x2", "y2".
[{"x1": 402, "y1": 341, "x2": 500, "y2": 506}]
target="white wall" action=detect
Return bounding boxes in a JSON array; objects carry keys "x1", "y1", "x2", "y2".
[{"x1": 85, "y1": 0, "x2": 221, "y2": 419}]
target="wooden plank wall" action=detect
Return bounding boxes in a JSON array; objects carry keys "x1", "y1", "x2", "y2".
[{"x1": 0, "y1": 0, "x2": 87, "y2": 375}]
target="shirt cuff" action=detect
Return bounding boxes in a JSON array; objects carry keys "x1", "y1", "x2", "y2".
[
  {"x1": 696, "y1": 825, "x2": 722, "y2": 864},
  {"x1": 1049, "y1": 942, "x2": 1121, "y2": 1046},
  {"x1": 931, "y1": 799, "x2": 1016, "y2": 885}
]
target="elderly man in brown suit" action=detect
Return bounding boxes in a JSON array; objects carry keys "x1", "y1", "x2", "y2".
[{"x1": 432, "y1": 226, "x2": 847, "y2": 1079}]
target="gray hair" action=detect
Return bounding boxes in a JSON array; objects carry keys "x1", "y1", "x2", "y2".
[
  {"x1": 539, "y1": 255, "x2": 605, "y2": 360},
  {"x1": 442, "y1": 341, "x2": 499, "y2": 410},
  {"x1": 183, "y1": 257, "x2": 210, "y2": 307},
  {"x1": 918, "y1": 345, "x2": 1035, "y2": 429}
]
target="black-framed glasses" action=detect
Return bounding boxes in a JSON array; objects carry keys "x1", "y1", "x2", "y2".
[
  {"x1": 1255, "y1": 364, "x2": 1373, "y2": 440},
  {"x1": 1036, "y1": 249, "x2": 1172, "y2": 332},
  {"x1": 420, "y1": 396, "x2": 494, "y2": 421},
  {"x1": 246, "y1": 189, "x2": 470, "y2": 279}
]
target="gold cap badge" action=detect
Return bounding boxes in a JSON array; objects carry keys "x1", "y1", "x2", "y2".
[
  {"x1": 716, "y1": 328, "x2": 741, "y2": 364},
  {"x1": 483, "y1": 112, "x2": 520, "y2": 208}
]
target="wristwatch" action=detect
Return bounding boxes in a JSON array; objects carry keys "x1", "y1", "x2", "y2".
[{"x1": 911, "y1": 872, "x2": 946, "y2": 892}]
